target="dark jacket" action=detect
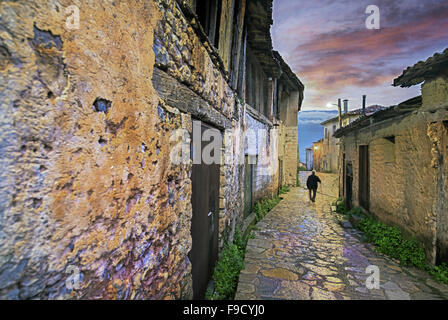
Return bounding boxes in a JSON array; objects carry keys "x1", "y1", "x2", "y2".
[{"x1": 306, "y1": 174, "x2": 321, "y2": 190}]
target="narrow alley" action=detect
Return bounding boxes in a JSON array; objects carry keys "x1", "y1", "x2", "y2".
[{"x1": 236, "y1": 172, "x2": 448, "y2": 300}]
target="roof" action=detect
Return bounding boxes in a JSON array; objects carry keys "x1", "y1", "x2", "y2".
[
  {"x1": 272, "y1": 51, "x2": 305, "y2": 110},
  {"x1": 272, "y1": 51, "x2": 304, "y2": 90},
  {"x1": 393, "y1": 48, "x2": 448, "y2": 88},
  {"x1": 334, "y1": 96, "x2": 422, "y2": 138},
  {"x1": 320, "y1": 105, "x2": 387, "y2": 125},
  {"x1": 246, "y1": 0, "x2": 282, "y2": 78}
]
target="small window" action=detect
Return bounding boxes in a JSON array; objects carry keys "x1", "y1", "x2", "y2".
[{"x1": 196, "y1": 0, "x2": 222, "y2": 48}]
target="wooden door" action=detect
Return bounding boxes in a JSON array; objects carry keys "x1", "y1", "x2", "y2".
[
  {"x1": 345, "y1": 162, "x2": 353, "y2": 210},
  {"x1": 359, "y1": 146, "x2": 370, "y2": 210},
  {"x1": 278, "y1": 159, "x2": 283, "y2": 189},
  {"x1": 244, "y1": 155, "x2": 256, "y2": 218},
  {"x1": 190, "y1": 121, "x2": 221, "y2": 299}
]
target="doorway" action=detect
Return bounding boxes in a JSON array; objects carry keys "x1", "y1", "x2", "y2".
[
  {"x1": 359, "y1": 145, "x2": 370, "y2": 210},
  {"x1": 244, "y1": 155, "x2": 255, "y2": 218},
  {"x1": 345, "y1": 162, "x2": 353, "y2": 210},
  {"x1": 190, "y1": 121, "x2": 221, "y2": 299},
  {"x1": 278, "y1": 159, "x2": 283, "y2": 190}
]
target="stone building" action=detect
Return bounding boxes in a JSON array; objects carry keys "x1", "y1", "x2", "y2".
[
  {"x1": 306, "y1": 147, "x2": 313, "y2": 171},
  {"x1": 0, "y1": 0, "x2": 303, "y2": 299},
  {"x1": 312, "y1": 139, "x2": 324, "y2": 172},
  {"x1": 274, "y1": 51, "x2": 304, "y2": 187},
  {"x1": 320, "y1": 104, "x2": 386, "y2": 173},
  {"x1": 335, "y1": 48, "x2": 448, "y2": 265}
]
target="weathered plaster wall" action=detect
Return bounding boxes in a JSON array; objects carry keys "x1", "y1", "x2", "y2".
[
  {"x1": 245, "y1": 112, "x2": 275, "y2": 201},
  {"x1": 278, "y1": 91, "x2": 299, "y2": 186},
  {"x1": 0, "y1": 0, "x2": 250, "y2": 300},
  {"x1": 422, "y1": 75, "x2": 448, "y2": 110},
  {"x1": 281, "y1": 125, "x2": 298, "y2": 186},
  {"x1": 0, "y1": 0, "x2": 202, "y2": 300},
  {"x1": 439, "y1": 121, "x2": 448, "y2": 263},
  {"x1": 341, "y1": 113, "x2": 442, "y2": 263},
  {"x1": 0, "y1": 0, "x2": 286, "y2": 299}
]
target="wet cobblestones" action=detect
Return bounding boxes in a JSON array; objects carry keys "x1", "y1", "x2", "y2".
[{"x1": 235, "y1": 172, "x2": 448, "y2": 300}]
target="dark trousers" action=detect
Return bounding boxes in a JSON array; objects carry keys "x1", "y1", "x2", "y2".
[{"x1": 309, "y1": 188, "x2": 317, "y2": 202}]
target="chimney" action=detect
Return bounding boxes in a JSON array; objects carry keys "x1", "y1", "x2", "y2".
[
  {"x1": 362, "y1": 95, "x2": 367, "y2": 115},
  {"x1": 343, "y1": 99, "x2": 348, "y2": 114},
  {"x1": 337, "y1": 98, "x2": 342, "y2": 129}
]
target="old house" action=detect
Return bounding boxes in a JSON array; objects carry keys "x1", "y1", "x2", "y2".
[
  {"x1": 335, "y1": 48, "x2": 448, "y2": 265},
  {"x1": 306, "y1": 147, "x2": 313, "y2": 171},
  {"x1": 312, "y1": 139, "x2": 324, "y2": 172},
  {"x1": 274, "y1": 51, "x2": 304, "y2": 187},
  {"x1": 320, "y1": 103, "x2": 386, "y2": 173},
  {"x1": 0, "y1": 0, "x2": 303, "y2": 299}
]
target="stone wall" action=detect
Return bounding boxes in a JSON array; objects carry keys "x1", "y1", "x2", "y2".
[
  {"x1": 278, "y1": 89, "x2": 299, "y2": 187},
  {"x1": 282, "y1": 125, "x2": 298, "y2": 186},
  {"x1": 340, "y1": 94, "x2": 448, "y2": 264},
  {"x1": 0, "y1": 0, "x2": 197, "y2": 300},
  {"x1": 245, "y1": 111, "x2": 276, "y2": 202},
  {"x1": 0, "y1": 0, "x2": 294, "y2": 299},
  {"x1": 0, "y1": 0, "x2": 249, "y2": 300},
  {"x1": 439, "y1": 120, "x2": 448, "y2": 263},
  {"x1": 153, "y1": 0, "x2": 248, "y2": 247}
]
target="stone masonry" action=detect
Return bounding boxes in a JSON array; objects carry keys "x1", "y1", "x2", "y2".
[{"x1": 0, "y1": 0, "x2": 303, "y2": 299}]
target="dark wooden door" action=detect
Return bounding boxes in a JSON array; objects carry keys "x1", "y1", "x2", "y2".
[
  {"x1": 190, "y1": 121, "x2": 220, "y2": 299},
  {"x1": 278, "y1": 159, "x2": 283, "y2": 189},
  {"x1": 342, "y1": 153, "x2": 346, "y2": 198},
  {"x1": 345, "y1": 162, "x2": 353, "y2": 210},
  {"x1": 243, "y1": 155, "x2": 254, "y2": 218},
  {"x1": 359, "y1": 146, "x2": 370, "y2": 210}
]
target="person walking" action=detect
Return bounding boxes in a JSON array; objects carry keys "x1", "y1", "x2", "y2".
[{"x1": 306, "y1": 171, "x2": 321, "y2": 202}]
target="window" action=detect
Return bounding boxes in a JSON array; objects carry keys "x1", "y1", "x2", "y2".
[
  {"x1": 245, "y1": 49, "x2": 269, "y2": 117},
  {"x1": 196, "y1": 0, "x2": 222, "y2": 48}
]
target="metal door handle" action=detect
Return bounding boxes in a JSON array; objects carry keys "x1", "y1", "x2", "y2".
[{"x1": 208, "y1": 211, "x2": 213, "y2": 217}]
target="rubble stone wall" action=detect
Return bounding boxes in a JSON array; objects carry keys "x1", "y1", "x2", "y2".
[
  {"x1": 0, "y1": 0, "x2": 256, "y2": 300},
  {"x1": 341, "y1": 114, "x2": 441, "y2": 264}
]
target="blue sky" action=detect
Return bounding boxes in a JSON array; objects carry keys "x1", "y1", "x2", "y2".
[{"x1": 298, "y1": 110, "x2": 338, "y2": 163}]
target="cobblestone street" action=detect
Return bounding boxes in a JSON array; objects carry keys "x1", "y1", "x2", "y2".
[{"x1": 236, "y1": 172, "x2": 448, "y2": 300}]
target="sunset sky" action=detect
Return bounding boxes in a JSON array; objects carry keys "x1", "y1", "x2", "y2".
[{"x1": 272, "y1": 0, "x2": 448, "y2": 111}]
